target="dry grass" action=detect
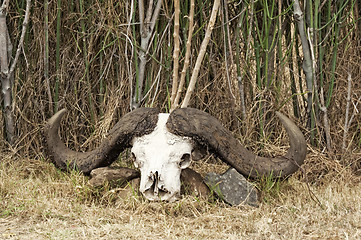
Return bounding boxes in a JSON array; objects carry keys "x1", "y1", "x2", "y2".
[
  {"x1": 1, "y1": 155, "x2": 360, "y2": 240},
  {"x1": 0, "y1": 2, "x2": 360, "y2": 239}
]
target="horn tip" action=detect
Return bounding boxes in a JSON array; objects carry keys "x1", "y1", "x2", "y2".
[
  {"x1": 275, "y1": 111, "x2": 284, "y2": 119},
  {"x1": 47, "y1": 108, "x2": 67, "y2": 126}
]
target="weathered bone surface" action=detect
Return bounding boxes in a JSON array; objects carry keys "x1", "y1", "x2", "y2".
[
  {"x1": 167, "y1": 108, "x2": 307, "y2": 179},
  {"x1": 45, "y1": 107, "x2": 307, "y2": 203},
  {"x1": 131, "y1": 113, "x2": 193, "y2": 201}
]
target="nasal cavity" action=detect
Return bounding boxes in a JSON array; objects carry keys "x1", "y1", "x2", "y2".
[{"x1": 147, "y1": 171, "x2": 169, "y2": 197}]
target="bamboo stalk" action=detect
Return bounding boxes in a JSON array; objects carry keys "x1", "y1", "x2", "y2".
[
  {"x1": 44, "y1": 0, "x2": 53, "y2": 115},
  {"x1": 342, "y1": 71, "x2": 361, "y2": 153},
  {"x1": 312, "y1": 0, "x2": 333, "y2": 152},
  {"x1": 79, "y1": 0, "x2": 96, "y2": 124},
  {"x1": 221, "y1": 0, "x2": 237, "y2": 129},
  {"x1": 139, "y1": 0, "x2": 145, "y2": 34},
  {"x1": 222, "y1": 0, "x2": 234, "y2": 98},
  {"x1": 133, "y1": 0, "x2": 162, "y2": 108},
  {"x1": 342, "y1": 72, "x2": 352, "y2": 152},
  {"x1": 172, "y1": 0, "x2": 195, "y2": 111},
  {"x1": 235, "y1": 2, "x2": 252, "y2": 120},
  {"x1": 0, "y1": 1, "x2": 13, "y2": 144},
  {"x1": 0, "y1": 0, "x2": 31, "y2": 145},
  {"x1": 293, "y1": 0, "x2": 314, "y2": 134},
  {"x1": 126, "y1": 0, "x2": 135, "y2": 110},
  {"x1": 286, "y1": 21, "x2": 299, "y2": 117},
  {"x1": 326, "y1": 20, "x2": 340, "y2": 108},
  {"x1": 275, "y1": 0, "x2": 283, "y2": 104},
  {"x1": 170, "y1": 0, "x2": 180, "y2": 105},
  {"x1": 55, "y1": 0, "x2": 61, "y2": 113},
  {"x1": 131, "y1": 0, "x2": 162, "y2": 109},
  {"x1": 181, "y1": 0, "x2": 221, "y2": 108},
  {"x1": 8, "y1": 0, "x2": 31, "y2": 79}
]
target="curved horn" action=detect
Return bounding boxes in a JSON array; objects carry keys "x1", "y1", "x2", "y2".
[
  {"x1": 44, "y1": 108, "x2": 159, "y2": 174},
  {"x1": 167, "y1": 108, "x2": 306, "y2": 179}
]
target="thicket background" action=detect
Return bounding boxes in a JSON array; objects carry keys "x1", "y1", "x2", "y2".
[{"x1": 0, "y1": 0, "x2": 360, "y2": 174}]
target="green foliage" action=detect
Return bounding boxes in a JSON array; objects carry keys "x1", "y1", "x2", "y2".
[
  {"x1": 0, "y1": 0, "x2": 359, "y2": 165},
  {"x1": 256, "y1": 172, "x2": 283, "y2": 203}
]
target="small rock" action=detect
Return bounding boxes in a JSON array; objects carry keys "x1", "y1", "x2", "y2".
[{"x1": 204, "y1": 168, "x2": 259, "y2": 207}]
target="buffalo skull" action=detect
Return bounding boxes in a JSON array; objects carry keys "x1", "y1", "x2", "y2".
[{"x1": 44, "y1": 108, "x2": 307, "y2": 201}]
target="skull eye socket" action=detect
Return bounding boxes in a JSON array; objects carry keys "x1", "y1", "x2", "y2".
[{"x1": 179, "y1": 153, "x2": 191, "y2": 169}]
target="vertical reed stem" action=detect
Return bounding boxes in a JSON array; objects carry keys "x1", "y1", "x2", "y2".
[
  {"x1": 170, "y1": 0, "x2": 180, "y2": 105},
  {"x1": 181, "y1": 0, "x2": 221, "y2": 108},
  {"x1": 55, "y1": 0, "x2": 61, "y2": 113},
  {"x1": 44, "y1": 0, "x2": 52, "y2": 114},
  {"x1": 172, "y1": 0, "x2": 195, "y2": 111}
]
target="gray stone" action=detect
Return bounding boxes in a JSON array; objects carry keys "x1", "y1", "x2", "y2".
[{"x1": 204, "y1": 168, "x2": 259, "y2": 207}]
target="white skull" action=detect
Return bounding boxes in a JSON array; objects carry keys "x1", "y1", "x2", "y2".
[{"x1": 131, "y1": 113, "x2": 193, "y2": 201}]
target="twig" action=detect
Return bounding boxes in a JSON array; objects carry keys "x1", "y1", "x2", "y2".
[{"x1": 181, "y1": 0, "x2": 221, "y2": 108}]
